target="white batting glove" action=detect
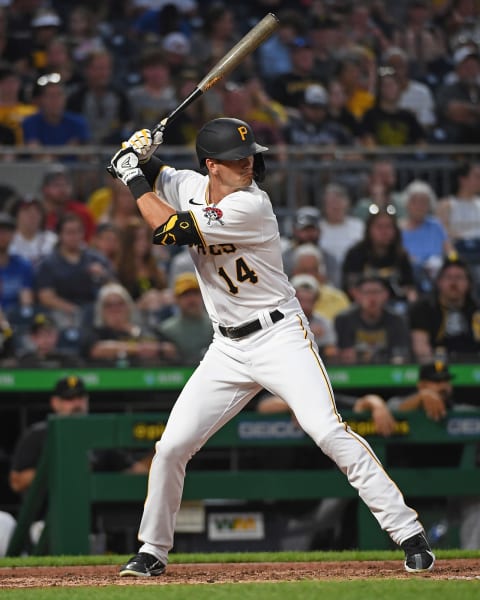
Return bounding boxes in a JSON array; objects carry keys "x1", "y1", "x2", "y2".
[
  {"x1": 110, "y1": 146, "x2": 144, "y2": 185},
  {"x1": 127, "y1": 126, "x2": 164, "y2": 163}
]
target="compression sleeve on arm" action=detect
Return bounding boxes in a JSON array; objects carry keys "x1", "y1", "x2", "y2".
[{"x1": 140, "y1": 155, "x2": 165, "y2": 188}]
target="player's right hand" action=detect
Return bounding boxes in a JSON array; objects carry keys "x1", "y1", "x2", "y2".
[
  {"x1": 127, "y1": 126, "x2": 164, "y2": 163},
  {"x1": 110, "y1": 146, "x2": 143, "y2": 186}
]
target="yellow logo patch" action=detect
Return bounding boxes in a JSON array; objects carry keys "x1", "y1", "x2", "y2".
[{"x1": 237, "y1": 126, "x2": 248, "y2": 141}]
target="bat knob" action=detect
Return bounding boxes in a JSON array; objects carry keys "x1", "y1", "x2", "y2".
[{"x1": 106, "y1": 165, "x2": 117, "y2": 178}]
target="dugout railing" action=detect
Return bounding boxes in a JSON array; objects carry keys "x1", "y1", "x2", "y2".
[{"x1": 6, "y1": 409, "x2": 480, "y2": 556}]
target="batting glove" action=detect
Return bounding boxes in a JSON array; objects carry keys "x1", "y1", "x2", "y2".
[
  {"x1": 110, "y1": 146, "x2": 144, "y2": 186},
  {"x1": 127, "y1": 126, "x2": 164, "y2": 163}
]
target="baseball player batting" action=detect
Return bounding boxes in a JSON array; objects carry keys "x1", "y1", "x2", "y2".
[{"x1": 109, "y1": 120, "x2": 435, "y2": 577}]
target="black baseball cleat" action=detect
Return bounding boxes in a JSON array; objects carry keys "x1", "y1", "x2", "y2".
[
  {"x1": 401, "y1": 532, "x2": 435, "y2": 573},
  {"x1": 119, "y1": 552, "x2": 166, "y2": 577}
]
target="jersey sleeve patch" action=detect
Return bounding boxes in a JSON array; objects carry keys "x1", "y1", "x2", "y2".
[{"x1": 152, "y1": 211, "x2": 205, "y2": 247}]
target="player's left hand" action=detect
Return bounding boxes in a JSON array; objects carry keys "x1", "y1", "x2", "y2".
[{"x1": 110, "y1": 146, "x2": 144, "y2": 186}]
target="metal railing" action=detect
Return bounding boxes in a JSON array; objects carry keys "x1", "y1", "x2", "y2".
[{"x1": 1, "y1": 144, "x2": 479, "y2": 228}]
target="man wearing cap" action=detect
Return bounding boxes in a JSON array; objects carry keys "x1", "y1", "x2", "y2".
[
  {"x1": 29, "y1": 9, "x2": 62, "y2": 72},
  {"x1": 162, "y1": 32, "x2": 192, "y2": 73},
  {"x1": 282, "y1": 206, "x2": 338, "y2": 283},
  {"x1": 9, "y1": 376, "x2": 90, "y2": 496},
  {"x1": 409, "y1": 255, "x2": 480, "y2": 362},
  {"x1": 388, "y1": 362, "x2": 455, "y2": 421},
  {"x1": 0, "y1": 211, "x2": 34, "y2": 315},
  {"x1": 289, "y1": 273, "x2": 337, "y2": 357},
  {"x1": 387, "y1": 360, "x2": 480, "y2": 549},
  {"x1": 284, "y1": 84, "x2": 354, "y2": 147},
  {"x1": 157, "y1": 272, "x2": 212, "y2": 365},
  {"x1": 284, "y1": 86, "x2": 355, "y2": 220},
  {"x1": 436, "y1": 45, "x2": 480, "y2": 144},
  {"x1": 16, "y1": 312, "x2": 83, "y2": 368},
  {"x1": 6, "y1": 375, "x2": 150, "y2": 552}
]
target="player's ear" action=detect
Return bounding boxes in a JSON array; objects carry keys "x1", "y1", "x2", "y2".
[
  {"x1": 50, "y1": 396, "x2": 61, "y2": 413},
  {"x1": 205, "y1": 158, "x2": 218, "y2": 174}
]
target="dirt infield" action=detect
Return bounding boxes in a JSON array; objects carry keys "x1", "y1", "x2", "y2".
[{"x1": 1, "y1": 559, "x2": 479, "y2": 587}]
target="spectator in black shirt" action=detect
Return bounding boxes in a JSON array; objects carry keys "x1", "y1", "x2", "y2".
[
  {"x1": 334, "y1": 274, "x2": 411, "y2": 364},
  {"x1": 360, "y1": 66, "x2": 426, "y2": 148},
  {"x1": 342, "y1": 208, "x2": 417, "y2": 309},
  {"x1": 268, "y1": 37, "x2": 324, "y2": 111},
  {"x1": 327, "y1": 78, "x2": 363, "y2": 141},
  {"x1": 35, "y1": 213, "x2": 114, "y2": 329},
  {"x1": 409, "y1": 255, "x2": 480, "y2": 362},
  {"x1": 284, "y1": 83, "x2": 354, "y2": 147},
  {"x1": 9, "y1": 376, "x2": 92, "y2": 497},
  {"x1": 0, "y1": 122, "x2": 15, "y2": 145},
  {"x1": 15, "y1": 312, "x2": 83, "y2": 367}
]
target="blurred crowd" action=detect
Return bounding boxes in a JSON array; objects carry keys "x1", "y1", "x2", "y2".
[
  {"x1": 0, "y1": 0, "x2": 479, "y2": 368},
  {"x1": 0, "y1": 0, "x2": 479, "y2": 149}
]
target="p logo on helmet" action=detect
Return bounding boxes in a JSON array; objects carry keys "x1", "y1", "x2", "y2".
[
  {"x1": 195, "y1": 117, "x2": 269, "y2": 182},
  {"x1": 237, "y1": 126, "x2": 248, "y2": 141}
]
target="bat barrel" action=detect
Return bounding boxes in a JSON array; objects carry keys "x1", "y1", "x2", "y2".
[
  {"x1": 108, "y1": 13, "x2": 280, "y2": 178},
  {"x1": 197, "y1": 13, "x2": 280, "y2": 92}
]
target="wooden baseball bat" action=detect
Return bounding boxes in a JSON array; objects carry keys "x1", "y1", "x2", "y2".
[
  {"x1": 108, "y1": 13, "x2": 279, "y2": 175},
  {"x1": 152, "y1": 12, "x2": 280, "y2": 134}
]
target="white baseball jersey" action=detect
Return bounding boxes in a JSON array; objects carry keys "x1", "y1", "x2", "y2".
[
  {"x1": 153, "y1": 166, "x2": 295, "y2": 327},
  {"x1": 134, "y1": 161, "x2": 425, "y2": 567}
]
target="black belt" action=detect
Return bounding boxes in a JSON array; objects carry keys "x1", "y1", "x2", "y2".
[{"x1": 219, "y1": 310, "x2": 284, "y2": 340}]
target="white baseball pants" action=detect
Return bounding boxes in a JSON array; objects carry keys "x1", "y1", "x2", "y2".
[{"x1": 138, "y1": 299, "x2": 423, "y2": 563}]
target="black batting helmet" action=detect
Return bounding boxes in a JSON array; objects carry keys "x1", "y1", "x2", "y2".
[{"x1": 196, "y1": 118, "x2": 268, "y2": 182}]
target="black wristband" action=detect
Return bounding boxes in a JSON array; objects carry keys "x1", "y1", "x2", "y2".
[{"x1": 128, "y1": 176, "x2": 151, "y2": 200}]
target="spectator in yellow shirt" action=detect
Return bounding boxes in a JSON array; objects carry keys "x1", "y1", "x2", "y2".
[{"x1": 336, "y1": 50, "x2": 375, "y2": 121}]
